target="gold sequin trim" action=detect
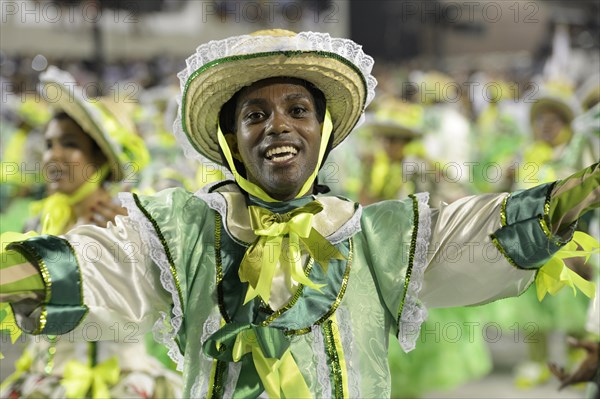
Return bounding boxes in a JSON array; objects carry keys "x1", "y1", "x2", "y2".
[
  {"x1": 262, "y1": 258, "x2": 315, "y2": 326},
  {"x1": 132, "y1": 194, "x2": 185, "y2": 312},
  {"x1": 214, "y1": 214, "x2": 232, "y2": 324},
  {"x1": 323, "y1": 320, "x2": 344, "y2": 398},
  {"x1": 490, "y1": 235, "x2": 520, "y2": 269},
  {"x1": 286, "y1": 239, "x2": 354, "y2": 336},
  {"x1": 538, "y1": 216, "x2": 566, "y2": 246},
  {"x1": 211, "y1": 359, "x2": 227, "y2": 399},
  {"x1": 500, "y1": 194, "x2": 510, "y2": 227},
  {"x1": 398, "y1": 195, "x2": 419, "y2": 319}
]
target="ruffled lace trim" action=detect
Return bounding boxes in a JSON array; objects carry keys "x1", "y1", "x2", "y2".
[
  {"x1": 335, "y1": 306, "x2": 360, "y2": 398},
  {"x1": 172, "y1": 31, "x2": 377, "y2": 166},
  {"x1": 311, "y1": 325, "x2": 332, "y2": 398},
  {"x1": 191, "y1": 313, "x2": 223, "y2": 398},
  {"x1": 327, "y1": 205, "x2": 362, "y2": 244},
  {"x1": 118, "y1": 192, "x2": 185, "y2": 370},
  {"x1": 398, "y1": 192, "x2": 431, "y2": 352}
]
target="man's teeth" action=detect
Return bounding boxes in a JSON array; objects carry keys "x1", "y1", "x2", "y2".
[{"x1": 266, "y1": 146, "x2": 297, "y2": 160}]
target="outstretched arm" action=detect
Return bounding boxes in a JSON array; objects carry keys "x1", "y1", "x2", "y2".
[
  {"x1": 1, "y1": 215, "x2": 171, "y2": 340},
  {"x1": 420, "y1": 163, "x2": 598, "y2": 308}
]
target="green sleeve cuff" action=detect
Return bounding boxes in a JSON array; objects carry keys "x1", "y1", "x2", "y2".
[
  {"x1": 493, "y1": 182, "x2": 573, "y2": 270},
  {"x1": 7, "y1": 235, "x2": 88, "y2": 334}
]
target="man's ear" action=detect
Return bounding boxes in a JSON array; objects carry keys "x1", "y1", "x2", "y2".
[{"x1": 224, "y1": 133, "x2": 242, "y2": 161}]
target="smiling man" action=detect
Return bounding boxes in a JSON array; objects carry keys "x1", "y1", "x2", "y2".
[
  {"x1": 1, "y1": 30, "x2": 599, "y2": 399},
  {"x1": 221, "y1": 77, "x2": 326, "y2": 201}
]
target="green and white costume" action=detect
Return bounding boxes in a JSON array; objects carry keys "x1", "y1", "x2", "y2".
[{"x1": 5, "y1": 170, "x2": 593, "y2": 397}]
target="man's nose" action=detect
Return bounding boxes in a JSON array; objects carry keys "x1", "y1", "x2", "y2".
[{"x1": 267, "y1": 112, "x2": 291, "y2": 135}]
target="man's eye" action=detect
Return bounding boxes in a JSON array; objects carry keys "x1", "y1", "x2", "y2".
[
  {"x1": 246, "y1": 112, "x2": 264, "y2": 121},
  {"x1": 291, "y1": 106, "x2": 307, "y2": 116}
]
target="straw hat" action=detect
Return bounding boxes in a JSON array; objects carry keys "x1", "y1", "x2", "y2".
[
  {"x1": 528, "y1": 79, "x2": 581, "y2": 125},
  {"x1": 38, "y1": 66, "x2": 149, "y2": 181},
  {"x1": 175, "y1": 29, "x2": 377, "y2": 165},
  {"x1": 367, "y1": 99, "x2": 424, "y2": 139},
  {"x1": 577, "y1": 73, "x2": 600, "y2": 112}
]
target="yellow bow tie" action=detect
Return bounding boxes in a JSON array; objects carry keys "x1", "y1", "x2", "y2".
[
  {"x1": 61, "y1": 356, "x2": 120, "y2": 399},
  {"x1": 239, "y1": 201, "x2": 345, "y2": 305}
]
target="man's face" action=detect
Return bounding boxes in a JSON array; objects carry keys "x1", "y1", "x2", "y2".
[{"x1": 228, "y1": 79, "x2": 323, "y2": 201}]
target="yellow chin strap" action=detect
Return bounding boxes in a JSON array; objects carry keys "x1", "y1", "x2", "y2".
[
  {"x1": 217, "y1": 109, "x2": 334, "y2": 202},
  {"x1": 30, "y1": 164, "x2": 111, "y2": 235}
]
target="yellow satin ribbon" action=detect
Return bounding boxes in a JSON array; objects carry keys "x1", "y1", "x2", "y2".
[
  {"x1": 536, "y1": 231, "x2": 598, "y2": 301},
  {"x1": 240, "y1": 201, "x2": 345, "y2": 305},
  {"x1": 30, "y1": 164, "x2": 110, "y2": 235},
  {"x1": 61, "y1": 356, "x2": 120, "y2": 399},
  {"x1": 233, "y1": 328, "x2": 312, "y2": 399}
]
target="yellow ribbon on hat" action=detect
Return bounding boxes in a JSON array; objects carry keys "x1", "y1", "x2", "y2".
[
  {"x1": 233, "y1": 327, "x2": 311, "y2": 398},
  {"x1": 240, "y1": 201, "x2": 345, "y2": 305},
  {"x1": 30, "y1": 164, "x2": 110, "y2": 235},
  {"x1": 61, "y1": 356, "x2": 120, "y2": 399},
  {"x1": 536, "y1": 231, "x2": 598, "y2": 301},
  {"x1": 103, "y1": 117, "x2": 150, "y2": 171}
]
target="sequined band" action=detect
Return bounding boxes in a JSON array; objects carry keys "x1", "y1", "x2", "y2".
[
  {"x1": 397, "y1": 195, "x2": 419, "y2": 319},
  {"x1": 286, "y1": 238, "x2": 354, "y2": 336},
  {"x1": 500, "y1": 194, "x2": 510, "y2": 227},
  {"x1": 538, "y1": 216, "x2": 568, "y2": 247},
  {"x1": 323, "y1": 319, "x2": 344, "y2": 398},
  {"x1": 214, "y1": 214, "x2": 232, "y2": 324},
  {"x1": 210, "y1": 359, "x2": 227, "y2": 399},
  {"x1": 8, "y1": 236, "x2": 88, "y2": 334},
  {"x1": 543, "y1": 183, "x2": 554, "y2": 221},
  {"x1": 492, "y1": 215, "x2": 565, "y2": 270},
  {"x1": 132, "y1": 193, "x2": 185, "y2": 312},
  {"x1": 490, "y1": 235, "x2": 520, "y2": 269},
  {"x1": 262, "y1": 258, "x2": 315, "y2": 326}
]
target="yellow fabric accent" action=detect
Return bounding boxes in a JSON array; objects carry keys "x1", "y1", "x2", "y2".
[
  {"x1": 30, "y1": 164, "x2": 110, "y2": 235},
  {"x1": 0, "y1": 347, "x2": 32, "y2": 388},
  {"x1": 369, "y1": 150, "x2": 389, "y2": 198},
  {"x1": 1, "y1": 129, "x2": 32, "y2": 186},
  {"x1": 240, "y1": 201, "x2": 345, "y2": 305},
  {"x1": 217, "y1": 110, "x2": 334, "y2": 202},
  {"x1": 232, "y1": 328, "x2": 312, "y2": 399},
  {"x1": 196, "y1": 163, "x2": 227, "y2": 190},
  {"x1": 536, "y1": 231, "x2": 599, "y2": 301},
  {"x1": 61, "y1": 356, "x2": 120, "y2": 399},
  {"x1": 103, "y1": 117, "x2": 150, "y2": 170}
]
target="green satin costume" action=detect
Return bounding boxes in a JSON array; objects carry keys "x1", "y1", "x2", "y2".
[{"x1": 4, "y1": 171, "x2": 592, "y2": 397}]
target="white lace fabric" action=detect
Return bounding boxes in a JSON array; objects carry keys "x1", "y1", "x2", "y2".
[
  {"x1": 398, "y1": 192, "x2": 431, "y2": 352},
  {"x1": 118, "y1": 192, "x2": 185, "y2": 370}
]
